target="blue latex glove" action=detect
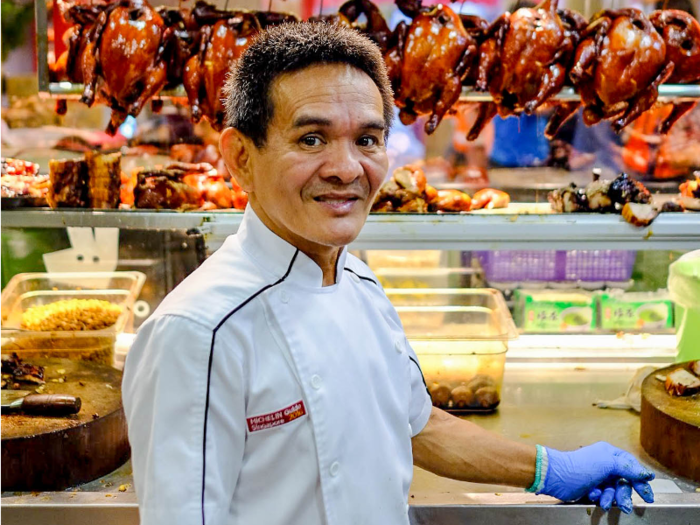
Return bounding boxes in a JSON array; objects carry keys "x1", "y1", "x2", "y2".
[{"x1": 540, "y1": 442, "x2": 655, "y2": 513}]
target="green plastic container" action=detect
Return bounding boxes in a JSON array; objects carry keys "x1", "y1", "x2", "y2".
[{"x1": 668, "y1": 250, "x2": 700, "y2": 362}]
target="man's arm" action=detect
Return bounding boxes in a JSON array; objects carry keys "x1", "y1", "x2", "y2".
[
  {"x1": 412, "y1": 407, "x2": 536, "y2": 487},
  {"x1": 413, "y1": 407, "x2": 655, "y2": 513},
  {"x1": 122, "y1": 314, "x2": 246, "y2": 525}
]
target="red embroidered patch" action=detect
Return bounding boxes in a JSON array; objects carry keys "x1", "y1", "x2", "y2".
[{"x1": 246, "y1": 400, "x2": 307, "y2": 432}]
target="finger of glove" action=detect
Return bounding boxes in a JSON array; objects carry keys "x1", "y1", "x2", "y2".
[
  {"x1": 588, "y1": 488, "x2": 602, "y2": 502},
  {"x1": 632, "y1": 480, "x2": 655, "y2": 504},
  {"x1": 613, "y1": 451, "x2": 655, "y2": 483},
  {"x1": 600, "y1": 486, "x2": 616, "y2": 511},
  {"x1": 615, "y1": 481, "x2": 633, "y2": 514}
]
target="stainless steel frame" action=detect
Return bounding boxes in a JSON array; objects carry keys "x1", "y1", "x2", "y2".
[{"x1": 3, "y1": 207, "x2": 700, "y2": 250}]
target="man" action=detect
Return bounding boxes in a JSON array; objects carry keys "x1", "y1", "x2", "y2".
[{"x1": 122, "y1": 23, "x2": 655, "y2": 525}]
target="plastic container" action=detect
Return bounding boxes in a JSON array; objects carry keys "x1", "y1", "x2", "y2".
[
  {"x1": 374, "y1": 267, "x2": 483, "y2": 290},
  {"x1": 389, "y1": 289, "x2": 517, "y2": 412},
  {"x1": 474, "y1": 250, "x2": 636, "y2": 283},
  {"x1": 1, "y1": 272, "x2": 145, "y2": 365},
  {"x1": 514, "y1": 289, "x2": 597, "y2": 333},
  {"x1": 597, "y1": 289, "x2": 674, "y2": 333}
]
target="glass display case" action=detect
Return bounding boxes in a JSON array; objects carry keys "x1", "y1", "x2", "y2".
[{"x1": 2, "y1": 0, "x2": 700, "y2": 523}]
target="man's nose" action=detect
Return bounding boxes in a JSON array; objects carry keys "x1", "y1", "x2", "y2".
[{"x1": 319, "y1": 141, "x2": 364, "y2": 184}]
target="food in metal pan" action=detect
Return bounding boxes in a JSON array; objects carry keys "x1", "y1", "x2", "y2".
[{"x1": 21, "y1": 299, "x2": 123, "y2": 332}]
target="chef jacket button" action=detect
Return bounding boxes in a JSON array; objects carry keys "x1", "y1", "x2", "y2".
[
  {"x1": 311, "y1": 375, "x2": 322, "y2": 390},
  {"x1": 330, "y1": 461, "x2": 340, "y2": 477},
  {"x1": 394, "y1": 340, "x2": 404, "y2": 353},
  {"x1": 279, "y1": 290, "x2": 289, "y2": 304},
  {"x1": 350, "y1": 272, "x2": 360, "y2": 283}
]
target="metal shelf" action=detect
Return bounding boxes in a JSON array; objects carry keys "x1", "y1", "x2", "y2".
[
  {"x1": 3, "y1": 205, "x2": 699, "y2": 250},
  {"x1": 38, "y1": 81, "x2": 700, "y2": 102}
]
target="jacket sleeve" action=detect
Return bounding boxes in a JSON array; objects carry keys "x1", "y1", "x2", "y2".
[
  {"x1": 122, "y1": 314, "x2": 246, "y2": 525},
  {"x1": 405, "y1": 338, "x2": 433, "y2": 437}
]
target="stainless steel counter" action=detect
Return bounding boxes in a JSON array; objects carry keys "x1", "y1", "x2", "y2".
[{"x1": 3, "y1": 362, "x2": 699, "y2": 524}]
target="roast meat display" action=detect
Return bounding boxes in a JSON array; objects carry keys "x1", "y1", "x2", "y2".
[{"x1": 48, "y1": 1, "x2": 700, "y2": 139}]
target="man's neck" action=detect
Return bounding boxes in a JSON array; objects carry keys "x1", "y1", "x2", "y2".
[{"x1": 250, "y1": 201, "x2": 341, "y2": 286}]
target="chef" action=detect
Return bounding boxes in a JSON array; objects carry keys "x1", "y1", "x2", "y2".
[{"x1": 122, "y1": 23, "x2": 655, "y2": 525}]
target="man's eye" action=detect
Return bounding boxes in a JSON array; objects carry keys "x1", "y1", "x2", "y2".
[
  {"x1": 300, "y1": 136, "x2": 322, "y2": 147},
  {"x1": 357, "y1": 136, "x2": 378, "y2": 147}
]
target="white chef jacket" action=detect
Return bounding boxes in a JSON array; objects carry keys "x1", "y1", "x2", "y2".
[{"x1": 122, "y1": 206, "x2": 433, "y2": 525}]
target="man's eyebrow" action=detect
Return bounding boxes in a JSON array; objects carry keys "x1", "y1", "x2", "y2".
[
  {"x1": 291, "y1": 116, "x2": 385, "y2": 132},
  {"x1": 360, "y1": 121, "x2": 386, "y2": 132},
  {"x1": 292, "y1": 116, "x2": 332, "y2": 128}
]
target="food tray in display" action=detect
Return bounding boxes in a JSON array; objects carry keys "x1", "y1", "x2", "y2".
[
  {"x1": 1, "y1": 272, "x2": 145, "y2": 365},
  {"x1": 374, "y1": 267, "x2": 483, "y2": 289},
  {"x1": 390, "y1": 289, "x2": 517, "y2": 412}
]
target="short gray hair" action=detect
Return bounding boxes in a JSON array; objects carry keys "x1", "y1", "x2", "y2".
[{"x1": 223, "y1": 22, "x2": 394, "y2": 147}]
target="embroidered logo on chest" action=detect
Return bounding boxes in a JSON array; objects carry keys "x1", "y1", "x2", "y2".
[{"x1": 246, "y1": 400, "x2": 307, "y2": 433}]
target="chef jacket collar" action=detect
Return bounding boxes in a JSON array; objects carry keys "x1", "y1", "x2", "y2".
[{"x1": 237, "y1": 206, "x2": 348, "y2": 288}]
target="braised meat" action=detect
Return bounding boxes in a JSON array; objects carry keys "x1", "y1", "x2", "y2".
[
  {"x1": 48, "y1": 158, "x2": 89, "y2": 208},
  {"x1": 133, "y1": 166, "x2": 202, "y2": 210},
  {"x1": 570, "y1": 9, "x2": 673, "y2": 134},
  {"x1": 85, "y1": 151, "x2": 121, "y2": 209},
  {"x1": 1, "y1": 353, "x2": 45, "y2": 386},
  {"x1": 394, "y1": 5, "x2": 479, "y2": 134},
  {"x1": 665, "y1": 367, "x2": 700, "y2": 396}
]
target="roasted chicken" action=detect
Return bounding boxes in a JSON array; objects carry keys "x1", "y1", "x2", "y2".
[
  {"x1": 570, "y1": 9, "x2": 673, "y2": 134},
  {"x1": 469, "y1": 0, "x2": 586, "y2": 140},
  {"x1": 394, "y1": 5, "x2": 480, "y2": 134},
  {"x1": 80, "y1": 0, "x2": 173, "y2": 135},
  {"x1": 435, "y1": 189, "x2": 472, "y2": 212},
  {"x1": 339, "y1": 0, "x2": 391, "y2": 52},
  {"x1": 372, "y1": 164, "x2": 437, "y2": 213},
  {"x1": 650, "y1": 10, "x2": 700, "y2": 134},
  {"x1": 471, "y1": 188, "x2": 510, "y2": 210},
  {"x1": 183, "y1": 12, "x2": 260, "y2": 130}
]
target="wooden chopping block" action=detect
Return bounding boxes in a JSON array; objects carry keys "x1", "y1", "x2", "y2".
[
  {"x1": 1, "y1": 358, "x2": 129, "y2": 491},
  {"x1": 640, "y1": 361, "x2": 700, "y2": 482}
]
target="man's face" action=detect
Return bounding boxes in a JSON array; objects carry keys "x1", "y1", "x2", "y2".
[{"x1": 222, "y1": 63, "x2": 389, "y2": 253}]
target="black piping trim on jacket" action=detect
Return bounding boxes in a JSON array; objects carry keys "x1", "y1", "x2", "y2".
[
  {"x1": 409, "y1": 355, "x2": 430, "y2": 397},
  {"x1": 343, "y1": 267, "x2": 378, "y2": 286},
  {"x1": 201, "y1": 249, "x2": 299, "y2": 525}
]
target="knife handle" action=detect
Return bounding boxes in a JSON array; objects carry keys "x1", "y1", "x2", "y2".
[{"x1": 21, "y1": 394, "x2": 82, "y2": 416}]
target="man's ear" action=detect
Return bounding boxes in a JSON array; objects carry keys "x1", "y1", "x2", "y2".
[{"x1": 220, "y1": 127, "x2": 254, "y2": 193}]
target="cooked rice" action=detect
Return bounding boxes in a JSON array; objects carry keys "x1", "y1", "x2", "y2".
[{"x1": 21, "y1": 299, "x2": 122, "y2": 331}]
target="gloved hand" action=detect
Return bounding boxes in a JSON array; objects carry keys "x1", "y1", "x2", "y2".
[{"x1": 539, "y1": 442, "x2": 655, "y2": 513}]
